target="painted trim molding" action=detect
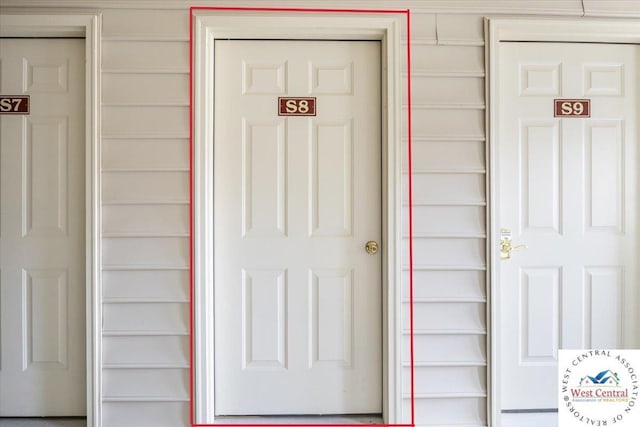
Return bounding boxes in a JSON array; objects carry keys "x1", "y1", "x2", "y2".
[
  {"x1": 192, "y1": 9, "x2": 404, "y2": 424},
  {"x1": 0, "y1": 11, "x2": 102, "y2": 427},
  {"x1": 0, "y1": 12, "x2": 102, "y2": 427},
  {"x1": 486, "y1": 16, "x2": 640, "y2": 427},
  {"x1": 7, "y1": 0, "x2": 640, "y2": 16}
]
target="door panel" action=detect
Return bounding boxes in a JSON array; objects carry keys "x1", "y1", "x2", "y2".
[
  {"x1": 499, "y1": 42, "x2": 639, "y2": 410},
  {"x1": 214, "y1": 40, "x2": 381, "y2": 415},
  {"x1": 0, "y1": 38, "x2": 86, "y2": 416}
]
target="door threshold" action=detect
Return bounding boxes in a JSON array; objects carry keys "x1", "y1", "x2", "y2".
[{"x1": 215, "y1": 415, "x2": 383, "y2": 424}]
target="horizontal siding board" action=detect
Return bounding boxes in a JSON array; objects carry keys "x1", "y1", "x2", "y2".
[
  {"x1": 103, "y1": 335, "x2": 189, "y2": 366},
  {"x1": 102, "y1": 139, "x2": 188, "y2": 170},
  {"x1": 103, "y1": 204, "x2": 189, "y2": 235},
  {"x1": 403, "y1": 76, "x2": 485, "y2": 105},
  {"x1": 103, "y1": 237, "x2": 188, "y2": 267},
  {"x1": 103, "y1": 270, "x2": 189, "y2": 301},
  {"x1": 405, "y1": 238, "x2": 485, "y2": 266},
  {"x1": 403, "y1": 334, "x2": 486, "y2": 364},
  {"x1": 405, "y1": 109, "x2": 484, "y2": 138},
  {"x1": 102, "y1": 41, "x2": 188, "y2": 71},
  {"x1": 103, "y1": 302, "x2": 188, "y2": 334},
  {"x1": 103, "y1": 402, "x2": 189, "y2": 427},
  {"x1": 403, "y1": 12, "x2": 436, "y2": 42},
  {"x1": 404, "y1": 140, "x2": 485, "y2": 172},
  {"x1": 414, "y1": 0, "x2": 583, "y2": 13},
  {"x1": 102, "y1": 171, "x2": 188, "y2": 203},
  {"x1": 404, "y1": 205, "x2": 485, "y2": 236},
  {"x1": 405, "y1": 45, "x2": 484, "y2": 73},
  {"x1": 102, "y1": 74, "x2": 189, "y2": 105},
  {"x1": 402, "y1": 397, "x2": 486, "y2": 425},
  {"x1": 102, "y1": 106, "x2": 189, "y2": 137},
  {"x1": 405, "y1": 173, "x2": 485, "y2": 205},
  {"x1": 0, "y1": 1, "x2": 587, "y2": 14},
  {"x1": 404, "y1": 302, "x2": 486, "y2": 331},
  {"x1": 436, "y1": 14, "x2": 485, "y2": 44},
  {"x1": 402, "y1": 237, "x2": 486, "y2": 266},
  {"x1": 103, "y1": 368, "x2": 188, "y2": 399},
  {"x1": 102, "y1": 9, "x2": 190, "y2": 38},
  {"x1": 404, "y1": 270, "x2": 486, "y2": 300},
  {"x1": 403, "y1": 366, "x2": 486, "y2": 394},
  {"x1": 584, "y1": 0, "x2": 640, "y2": 17}
]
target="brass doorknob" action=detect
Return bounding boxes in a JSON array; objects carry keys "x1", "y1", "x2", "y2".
[
  {"x1": 365, "y1": 241, "x2": 379, "y2": 255},
  {"x1": 500, "y1": 228, "x2": 527, "y2": 260}
]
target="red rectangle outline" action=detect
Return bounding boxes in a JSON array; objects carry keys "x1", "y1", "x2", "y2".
[
  {"x1": 278, "y1": 97, "x2": 317, "y2": 116},
  {"x1": 189, "y1": 7, "x2": 414, "y2": 427},
  {"x1": 553, "y1": 98, "x2": 591, "y2": 118}
]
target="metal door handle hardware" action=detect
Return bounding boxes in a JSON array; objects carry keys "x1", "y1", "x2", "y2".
[
  {"x1": 365, "y1": 241, "x2": 379, "y2": 255},
  {"x1": 500, "y1": 228, "x2": 527, "y2": 260}
]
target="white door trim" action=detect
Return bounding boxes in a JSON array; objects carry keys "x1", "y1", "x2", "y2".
[
  {"x1": 193, "y1": 10, "x2": 404, "y2": 424},
  {"x1": 486, "y1": 16, "x2": 640, "y2": 427},
  {"x1": 0, "y1": 11, "x2": 102, "y2": 427}
]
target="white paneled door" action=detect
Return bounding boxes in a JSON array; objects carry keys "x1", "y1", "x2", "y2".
[
  {"x1": 214, "y1": 40, "x2": 381, "y2": 415},
  {"x1": 499, "y1": 43, "x2": 639, "y2": 410},
  {"x1": 0, "y1": 39, "x2": 85, "y2": 416}
]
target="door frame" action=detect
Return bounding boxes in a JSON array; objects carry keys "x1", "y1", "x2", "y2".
[
  {"x1": 486, "y1": 17, "x2": 640, "y2": 427},
  {"x1": 0, "y1": 11, "x2": 102, "y2": 427},
  {"x1": 192, "y1": 10, "x2": 404, "y2": 424}
]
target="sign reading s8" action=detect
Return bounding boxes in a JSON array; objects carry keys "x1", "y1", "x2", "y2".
[{"x1": 278, "y1": 97, "x2": 316, "y2": 116}]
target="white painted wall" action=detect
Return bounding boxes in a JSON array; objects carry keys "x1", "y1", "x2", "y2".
[{"x1": 1, "y1": 1, "x2": 639, "y2": 426}]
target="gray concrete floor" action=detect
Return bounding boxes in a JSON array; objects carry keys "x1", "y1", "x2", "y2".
[
  {"x1": 502, "y1": 412, "x2": 557, "y2": 427},
  {"x1": 0, "y1": 419, "x2": 86, "y2": 427},
  {"x1": 0, "y1": 413, "x2": 556, "y2": 426},
  {"x1": 216, "y1": 415, "x2": 383, "y2": 424}
]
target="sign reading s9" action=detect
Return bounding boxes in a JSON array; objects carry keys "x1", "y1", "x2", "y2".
[{"x1": 554, "y1": 99, "x2": 590, "y2": 118}]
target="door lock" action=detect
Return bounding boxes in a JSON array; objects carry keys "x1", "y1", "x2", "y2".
[
  {"x1": 500, "y1": 228, "x2": 527, "y2": 260},
  {"x1": 365, "y1": 241, "x2": 379, "y2": 255}
]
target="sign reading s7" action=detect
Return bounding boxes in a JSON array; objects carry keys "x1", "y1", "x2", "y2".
[{"x1": 0, "y1": 96, "x2": 30, "y2": 114}]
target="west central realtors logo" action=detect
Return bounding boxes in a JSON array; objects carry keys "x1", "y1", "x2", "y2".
[{"x1": 559, "y1": 350, "x2": 640, "y2": 426}]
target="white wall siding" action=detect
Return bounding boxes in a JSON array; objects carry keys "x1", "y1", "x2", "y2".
[
  {"x1": 408, "y1": 205, "x2": 486, "y2": 236},
  {"x1": 407, "y1": 140, "x2": 485, "y2": 172},
  {"x1": 404, "y1": 270, "x2": 486, "y2": 300},
  {"x1": 102, "y1": 139, "x2": 189, "y2": 170},
  {"x1": 103, "y1": 106, "x2": 189, "y2": 137},
  {"x1": 583, "y1": 0, "x2": 640, "y2": 17},
  {"x1": 406, "y1": 45, "x2": 485, "y2": 75},
  {"x1": 100, "y1": 8, "x2": 192, "y2": 425},
  {"x1": 103, "y1": 335, "x2": 189, "y2": 366},
  {"x1": 102, "y1": 8, "x2": 190, "y2": 39},
  {"x1": 401, "y1": 10, "x2": 487, "y2": 426},
  {"x1": 103, "y1": 74, "x2": 189, "y2": 105},
  {"x1": 103, "y1": 402, "x2": 189, "y2": 427},
  {"x1": 102, "y1": 171, "x2": 189, "y2": 203},
  {"x1": 405, "y1": 397, "x2": 487, "y2": 425},
  {"x1": 436, "y1": 14, "x2": 484, "y2": 45},
  {"x1": 406, "y1": 76, "x2": 485, "y2": 105},
  {"x1": 102, "y1": 41, "x2": 189, "y2": 72}
]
